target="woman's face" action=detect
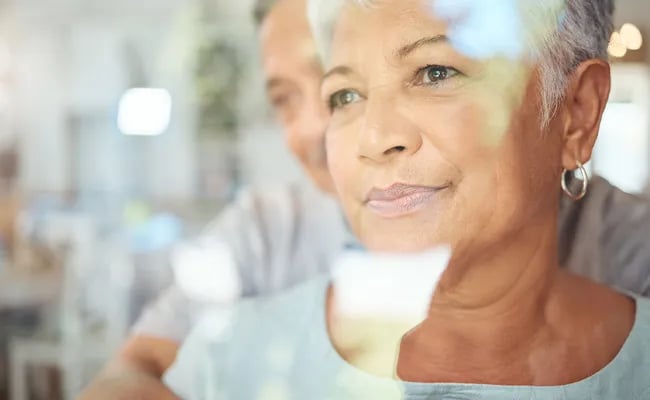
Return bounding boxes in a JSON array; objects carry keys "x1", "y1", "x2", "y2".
[{"x1": 323, "y1": 0, "x2": 566, "y2": 254}]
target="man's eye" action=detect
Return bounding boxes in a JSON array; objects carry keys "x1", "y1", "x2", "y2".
[
  {"x1": 328, "y1": 89, "x2": 363, "y2": 111},
  {"x1": 270, "y1": 92, "x2": 293, "y2": 109},
  {"x1": 417, "y1": 65, "x2": 460, "y2": 85},
  {"x1": 269, "y1": 91, "x2": 300, "y2": 123}
]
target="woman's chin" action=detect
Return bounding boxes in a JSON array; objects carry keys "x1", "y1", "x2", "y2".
[{"x1": 358, "y1": 214, "x2": 449, "y2": 254}]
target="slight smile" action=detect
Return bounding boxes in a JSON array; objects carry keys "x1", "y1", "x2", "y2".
[{"x1": 365, "y1": 183, "x2": 449, "y2": 218}]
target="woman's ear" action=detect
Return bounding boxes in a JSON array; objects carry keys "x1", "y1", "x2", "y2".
[{"x1": 561, "y1": 59, "x2": 611, "y2": 170}]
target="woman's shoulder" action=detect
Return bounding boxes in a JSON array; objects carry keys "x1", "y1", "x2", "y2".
[
  {"x1": 164, "y1": 276, "x2": 332, "y2": 398},
  {"x1": 580, "y1": 294, "x2": 650, "y2": 399},
  {"x1": 237, "y1": 274, "x2": 331, "y2": 322},
  {"x1": 601, "y1": 295, "x2": 650, "y2": 398},
  {"x1": 631, "y1": 295, "x2": 650, "y2": 331},
  {"x1": 182, "y1": 275, "x2": 329, "y2": 344}
]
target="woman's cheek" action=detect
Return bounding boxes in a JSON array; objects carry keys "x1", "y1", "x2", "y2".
[{"x1": 400, "y1": 96, "x2": 490, "y2": 159}]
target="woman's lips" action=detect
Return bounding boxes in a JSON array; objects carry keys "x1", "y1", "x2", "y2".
[{"x1": 365, "y1": 183, "x2": 447, "y2": 218}]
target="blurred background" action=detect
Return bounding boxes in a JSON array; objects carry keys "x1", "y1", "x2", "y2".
[{"x1": 0, "y1": 0, "x2": 647, "y2": 399}]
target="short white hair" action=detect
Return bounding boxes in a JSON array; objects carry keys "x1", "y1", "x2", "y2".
[{"x1": 308, "y1": 0, "x2": 615, "y2": 127}]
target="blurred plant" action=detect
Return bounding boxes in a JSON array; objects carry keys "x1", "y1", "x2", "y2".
[{"x1": 194, "y1": 1, "x2": 243, "y2": 139}]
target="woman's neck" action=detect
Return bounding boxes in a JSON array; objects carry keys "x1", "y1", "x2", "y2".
[
  {"x1": 394, "y1": 222, "x2": 634, "y2": 386},
  {"x1": 328, "y1": 218, "x2": 634, "y2": 385},
  {"x1": 425, "y1": 222, "x2": 560, "y2": 348},
  {"x1": 329, "y1": 221, "x2": 561, "y2": 380}
]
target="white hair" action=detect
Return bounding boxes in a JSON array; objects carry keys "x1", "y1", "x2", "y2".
[
  {"x1": 538, "y1": 0, "x2": 614, "y2": 124},
  {"x1": 308, "y1": 0, "x2": 615, "y2": 128}
]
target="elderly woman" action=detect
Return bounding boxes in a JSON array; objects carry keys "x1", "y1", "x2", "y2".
[{"x1": 164, "y1": 0, "x2": 650, "y2": 399}]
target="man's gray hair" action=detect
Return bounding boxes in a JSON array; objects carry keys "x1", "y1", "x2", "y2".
[
  {"x1": 309, "y1": 0, "x2": 615, "y2": 127},
  {"x1": 253, "y1": 0, "x2": 280, "y2": 27}
]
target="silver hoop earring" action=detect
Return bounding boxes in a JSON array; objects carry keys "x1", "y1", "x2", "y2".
[{"x1": 561, "y1": 161, "x2": 588, "y2": 201}]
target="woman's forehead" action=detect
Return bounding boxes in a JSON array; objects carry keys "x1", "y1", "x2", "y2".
[
  {"x1": 327, "y1": 0, "x2": 563, "y2": 63},
  {"x1": 335, "y1": 0, "x2": 445, "y2": 37},
  {"x1": 329, "y1": 1, "x2": 449, "y2": 59}
]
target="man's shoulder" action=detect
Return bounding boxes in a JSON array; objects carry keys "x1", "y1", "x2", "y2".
[
  {"x1": 563, "y1": 176, "x2": 650, "y2": 230},
  {"x1": 589, "y1": 176, "x2": 650, "y2": 216},
  {"x1": 586, "y1": 177, "x2": 650, "y2": 242},
  {"x1": 199, "y1": 181, "x2": 345, "y2": 255},
  {"x1": 582, "y1": 177, "x2": 650, "y2": 295},
  {"x1": 233, "y1": 181, "x2": 336, "y2": 211},
  {"x1": 206, "y1": 182, "x2": 339, "y2": 230}
]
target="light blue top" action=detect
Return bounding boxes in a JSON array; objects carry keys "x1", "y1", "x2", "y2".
[{"x1": 164, "y1": 276, "x2": 650, "y2": 400}]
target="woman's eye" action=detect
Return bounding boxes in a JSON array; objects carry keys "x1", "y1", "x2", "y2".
[
  {"x1": 418, "y1": 65, "x2": 460, "y2": 85},
  {"x1": 328, "y1": 89, "x2": 363, "y2": 110}
]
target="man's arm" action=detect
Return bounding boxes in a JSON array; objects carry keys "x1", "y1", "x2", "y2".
[
  {"x1": 78, "y1": 283, "x2": 197, "y2": 399},
  {"x1": 79, "y1": 190, "x2": 262, "y2": 399},
  {"x1": 79, "y1": 186, "x2": 301, "y2": 398},
  {"x1": 78, "y1": 335, "x2": 179, "y2": 400}
]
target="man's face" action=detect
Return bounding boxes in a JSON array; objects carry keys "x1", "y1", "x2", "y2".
[{"x1": 260, "y1": 0, "x2": 335, "y2": 193}]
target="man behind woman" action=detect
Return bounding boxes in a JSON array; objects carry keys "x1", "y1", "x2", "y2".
[
  {"x1": 81, "y1": 0, "x2": 650, "y2": 398},
  {"x1": 165, "y1": 0, "x2": 650, "y2": 398}
]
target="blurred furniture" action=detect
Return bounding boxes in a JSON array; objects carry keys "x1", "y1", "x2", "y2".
[
  {"x1": 0, "y1": 272, "x2": 59, "y2": 400},
  {"x1": 0, "y1": 271, "x2": 61, "y2": 312},
  {"x1": 0, "y1": 147, "x2": 20, "y2": 266},
  {"x1": 8, "y1": 213, "x2": 133, "y2": 400}
]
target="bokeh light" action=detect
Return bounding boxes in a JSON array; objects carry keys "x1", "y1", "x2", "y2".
[
  {"x1": 117, "y1": 88, "x2": 172, "y2": 136},
  {"x1": 608, "y1": 32, "x2": 628, "y2": 58},
  {"x1": 620, "y1": 23, "x2": 643, "y2": 51}
]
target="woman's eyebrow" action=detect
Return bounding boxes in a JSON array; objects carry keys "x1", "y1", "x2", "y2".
[
  {"x1": 322, "y1": 36, "x2": 448, "y2": 82},
  {"x1": 396, "y1": 35, "x2": 449, "y2": 59}
]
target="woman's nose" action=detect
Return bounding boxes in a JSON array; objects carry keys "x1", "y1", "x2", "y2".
[{"x1": 357, "y1": 94, "x2": 422, "y2": 163}]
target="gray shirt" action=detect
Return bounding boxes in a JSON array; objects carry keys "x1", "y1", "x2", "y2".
[
  {"x1": 134, "y1": 177, "x2": 650, "y2": 342},
  {"x1": 132, "y1": 182, "x2": 348, "y2": 341},
  {"x1": 164, "y1": 276, "x2": 650, "y2": 400},
  {"x1": 559, "y1": 176, "x2": 650, "y2": 296}
]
